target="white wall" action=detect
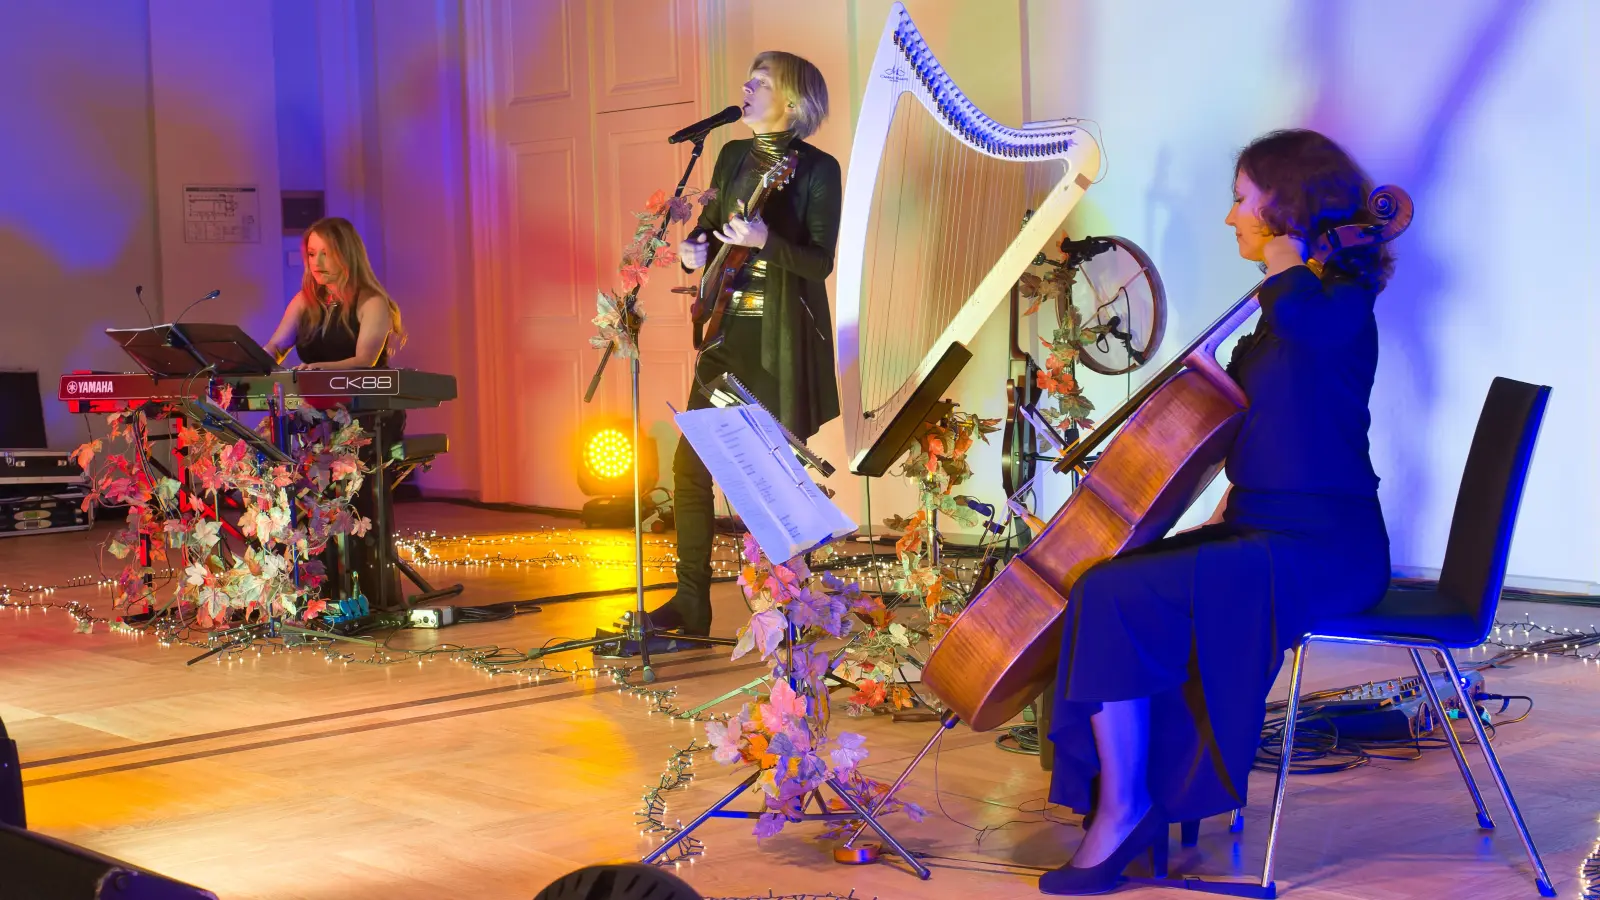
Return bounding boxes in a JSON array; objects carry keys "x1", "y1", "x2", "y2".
[
  {"x1": 147, "y1": 0, "x2": 285, "y2": 346},
  {"x1": 368, "y1": 1, "x2": 478, "y2": 496},
  {"x1": 2, "y1": 1, "x2": 1592, "y2": 585},
  {"x1": 1016, "y1": 0, "x2": 1600, "y2": 585},
  {"x1": 0, "y1": 1, "x2": 162, "y2": 448}
]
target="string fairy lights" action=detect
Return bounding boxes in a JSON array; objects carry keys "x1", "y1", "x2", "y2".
[
  {"x1": 1583, "y1": 814, "x2": 1599, "y2": 900},
  {"x1": 9, "y1": 545, "x2": 1599, "y2": 898}
]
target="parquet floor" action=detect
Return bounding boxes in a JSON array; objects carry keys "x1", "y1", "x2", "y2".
[{"x1": 2, "y1": 501, "x2": 1595, "y2": 899}]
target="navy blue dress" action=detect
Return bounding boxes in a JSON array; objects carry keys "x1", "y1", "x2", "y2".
[{"x1": 1047, "y1": 265, "x2": 1390, "y2": 823}]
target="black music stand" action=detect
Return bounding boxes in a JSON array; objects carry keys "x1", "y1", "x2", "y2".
[{"x1": 107, "y1": 323, "x2": 279, "y2": 378}]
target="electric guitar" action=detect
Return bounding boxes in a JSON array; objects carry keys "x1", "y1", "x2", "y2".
[{"x1": 690, "y1": 151, "x2": 799, "y2": 350}]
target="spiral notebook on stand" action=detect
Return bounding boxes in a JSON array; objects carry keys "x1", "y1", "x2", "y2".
[{"x1": 674, "y1": 404, "x2": 856, "y2": 563}]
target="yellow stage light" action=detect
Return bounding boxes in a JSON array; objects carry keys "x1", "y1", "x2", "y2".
[{"x1": 576, "y1": 419, "x2": 661, "y2": 528}]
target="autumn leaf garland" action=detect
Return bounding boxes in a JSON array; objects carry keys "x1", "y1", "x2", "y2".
[
  {"x1": 75, "y1": 404, "x2": 374, "y2": 625},
  {"x1": 591, "y1": 187, "x2": 718, "y2": 359}
]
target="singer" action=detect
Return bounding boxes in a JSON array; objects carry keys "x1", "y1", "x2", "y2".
[
  {"x1": 262, "y1": 216, "x2": 409, "y2": 604},
  {"x1": 643, "y1": 51, "x2": 842, "y2": 640}
]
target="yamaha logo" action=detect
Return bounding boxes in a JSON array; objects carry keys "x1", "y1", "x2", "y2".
[{"x1": 66, "y1": 379, "x2": 113, "y2": 395}]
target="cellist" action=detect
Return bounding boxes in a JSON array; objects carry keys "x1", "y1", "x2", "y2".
[{"x1": 1041, "y1": 129, "x2": 1395, "y2": 895}]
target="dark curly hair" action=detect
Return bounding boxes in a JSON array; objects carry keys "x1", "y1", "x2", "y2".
[{"x1": 1235, "y1": 129, "x2": 1395, "y2": 293}]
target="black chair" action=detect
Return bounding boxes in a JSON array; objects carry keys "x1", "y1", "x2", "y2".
[{"x1": 1254, "y1": 377, "x2": 1555, "y2": 896}]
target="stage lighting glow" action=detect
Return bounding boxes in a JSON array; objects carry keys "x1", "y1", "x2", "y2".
[
  {"x1": 575, "y1": 420, "x2": 660, "y2": 527},
  {"x1": 582, "y1": 428, "x2": 633, "y2": 480}
]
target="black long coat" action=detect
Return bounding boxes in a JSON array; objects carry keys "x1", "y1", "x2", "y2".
[{"x1": 690, "y1": 136, "x2": 842, "y2": 440}]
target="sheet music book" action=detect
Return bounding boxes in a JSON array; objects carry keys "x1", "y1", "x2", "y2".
[{"x1": 675, "y1": 404, "x2": 857, "y2": 563}]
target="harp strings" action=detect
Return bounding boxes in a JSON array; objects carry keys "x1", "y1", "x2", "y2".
[{"x1": 857, "y1": 76, "x2": 1029, "y2": 442}]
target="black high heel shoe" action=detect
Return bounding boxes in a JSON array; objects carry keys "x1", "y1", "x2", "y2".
[{"x1": 1039, "y1": 804, "x2": 1168, "y2": 896}]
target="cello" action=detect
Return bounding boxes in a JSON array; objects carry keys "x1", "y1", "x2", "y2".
[{"x1": 920, "y1": 185, "x2": 1414, "y2": 731}]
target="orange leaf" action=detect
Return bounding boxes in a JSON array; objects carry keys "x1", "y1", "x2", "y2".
[{"x1": 849, "y1": 679, "x2": 887, "y2": 708}]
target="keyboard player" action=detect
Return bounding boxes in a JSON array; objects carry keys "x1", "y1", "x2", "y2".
[{"x1": 262, "y1": 216, "x2": 408, "y2": 608}]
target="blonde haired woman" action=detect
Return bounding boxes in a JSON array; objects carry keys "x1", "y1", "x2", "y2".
[
  {"x1": 264, "y1": 216, "x2": 406, "y2": 369},
  {"x1": 263, "y1": 216, "x2": 408, "y2": 605},
  {"x1": 643, "y1": 51, "x2": 842, "y2": 641}
]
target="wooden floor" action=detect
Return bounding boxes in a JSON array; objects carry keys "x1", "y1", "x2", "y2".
[{"x1": 2, "y1": 501, "x2": 1596, "y2": 899}]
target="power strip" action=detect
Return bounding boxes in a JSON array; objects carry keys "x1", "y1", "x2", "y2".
[
  {"x1": 408, "y1": 604, "x2": 458, "y2": 628},
  {"x1": 1310, "y1": 669, "x2": 1485, "y2": 711},
  {"x1": 1304, "y1": 669, "x2": 1488, "y2": 741}
]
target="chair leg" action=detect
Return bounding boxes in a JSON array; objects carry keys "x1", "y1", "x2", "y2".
[
  {"x1": 1177, "y1": 809, "x2": 1239, "y2": 848},
  {"x1": 1409, "y1": 648, "x2": 1493, "y2": 829},
  {"x1": 1180, "y1": 819, "x2": 1200, "y2": 847},
  {"x1": 1435, "y1": 650, "x2": 1556, "y2": 897},
  {"x1": 1261, "y1": 640, "x2": 1308, "y2": 892}
]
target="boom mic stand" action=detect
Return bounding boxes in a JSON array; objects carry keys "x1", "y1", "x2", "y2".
[{"x1": 531, "y1": 131, "x2": 736, "y2": 684}]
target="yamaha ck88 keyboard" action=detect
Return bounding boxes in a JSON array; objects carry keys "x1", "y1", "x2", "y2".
[{"x1": 58, "y1": 368, "x2": 456, "y2": 414}]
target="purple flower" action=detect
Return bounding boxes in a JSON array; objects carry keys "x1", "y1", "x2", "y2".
[
  {"x1": 796, "y1": 751, "x2": 828, "y2": 787},
  {"x1": 753, "y1": 811, "x2": 786, "y2": 840},
  {"x1": 830, "y1": 732, "x2": 868, "y2": 771}
]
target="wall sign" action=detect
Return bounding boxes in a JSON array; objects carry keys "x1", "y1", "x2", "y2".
[{"x1": 183, "y1": 185, "x2": 260, "y2": 243}]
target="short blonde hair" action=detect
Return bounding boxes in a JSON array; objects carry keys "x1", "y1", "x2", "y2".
[{"x1": 751, "y1": 51, "x2": 828, "y2": 140}]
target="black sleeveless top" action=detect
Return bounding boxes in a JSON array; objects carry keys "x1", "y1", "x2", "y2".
[{"x1": 296, "y1": 300, "x2": 389, "y2": 367}]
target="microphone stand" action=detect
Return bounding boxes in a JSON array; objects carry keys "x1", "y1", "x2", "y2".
[{"x1": 540, "y1": 131, "x2": 735, "y2": 685}]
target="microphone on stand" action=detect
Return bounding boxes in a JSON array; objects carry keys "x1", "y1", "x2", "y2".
[
  {"x1": 959, "y1": 497, "x2": 1006, "y2": 534},
  {"x1": 960, "y1": 497, "x2": 995, "y2": 518},
  {"x1": 1106, "y1": 314, "x2": 1145, "y2": 364},
  {"x1": 134, "y1": 285, "x2": 155, "y2": 327},
  {"x1": 170, "y1": 289, "x2": 222, "y2": 329},
  {"x1": 667, "y1": 105, "x2": 741, "y2": 144}
]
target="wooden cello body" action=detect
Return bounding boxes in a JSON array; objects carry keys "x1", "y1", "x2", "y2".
[
  {"x1": 921, "y1": 186, "x2": 1413, "y2": 732},
  {"x1": 921, "y1": 312, "x2": 1254, "y2": 731}
]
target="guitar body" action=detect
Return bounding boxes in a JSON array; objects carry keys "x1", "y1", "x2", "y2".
[
  {"x1": 690, "y1": 152, "x2": 798, "y2": 351},
  {"x1": 691, "y1": 243, "x2": 752, "y2": 351},
  {"x1": 922, "y1": 363, "x2": 1246, "y2": 732}
]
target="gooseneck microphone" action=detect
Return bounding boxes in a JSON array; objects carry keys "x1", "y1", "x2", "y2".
[
  {"x1": 667, "y1": 105, "x2": 741, "y2": 144},
  {"x1": 134, "y1": 284, "x2": 155, "y2": 327},
  {"x1": 171, "y1": 289, "x2": 222, "y2": 329}
]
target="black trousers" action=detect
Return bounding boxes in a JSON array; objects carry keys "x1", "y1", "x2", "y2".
[{"x1": 660, "y1": 315, "x2": 774, "y2": 634}]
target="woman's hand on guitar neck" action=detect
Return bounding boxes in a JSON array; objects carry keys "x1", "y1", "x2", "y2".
[{"x1": 679, "y1": 233, "x2": 709, "y2": 270}]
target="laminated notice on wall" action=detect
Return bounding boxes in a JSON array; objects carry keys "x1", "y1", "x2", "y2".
[{"x1": 183, "y1": 185, "x2": 260, "y2": 243}]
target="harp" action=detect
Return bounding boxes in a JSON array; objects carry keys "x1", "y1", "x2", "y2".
[{"x1": 836, "y1": 3, "x2": 1101, "y2": 476}]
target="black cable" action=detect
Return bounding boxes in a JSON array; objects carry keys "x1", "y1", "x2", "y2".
[{"x1": 1254, "y1": 671, "x2": 1535, "y2": 776}]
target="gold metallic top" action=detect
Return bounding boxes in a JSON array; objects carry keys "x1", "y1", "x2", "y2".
[{"x1": 726, "y1": 131, "x2": 793, "y2": 316}]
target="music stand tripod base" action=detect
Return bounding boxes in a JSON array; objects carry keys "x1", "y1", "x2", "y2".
[{"x1": 832, "y1": 842, "x2": 881, "y2": 865}]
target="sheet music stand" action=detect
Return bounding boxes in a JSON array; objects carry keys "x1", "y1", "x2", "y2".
[{"x1": 107, "y1": 324, "x2": 279, "y2": 378}]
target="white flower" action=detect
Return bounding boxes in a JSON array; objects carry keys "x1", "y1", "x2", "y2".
[{"x1": 193, "y1": 520, "x2": 222, "y2": 549}]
